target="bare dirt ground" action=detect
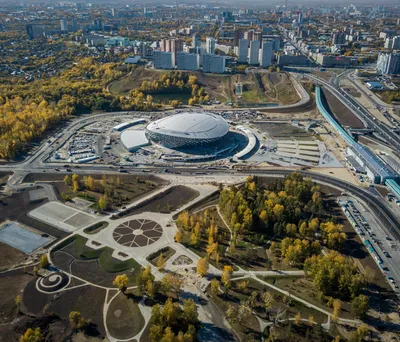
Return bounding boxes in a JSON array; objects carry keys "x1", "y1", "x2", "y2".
[
  {"x1": 322, "y1": 88, "x2": 364, "y2": 128},
  {"x1": 0, "y1": 242, "x2": 27, "y2": 272}
]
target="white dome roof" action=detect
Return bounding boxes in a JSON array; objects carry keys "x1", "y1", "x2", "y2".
[{"x1": 146, "y1": 112, "x2": 229, "y2": 140}]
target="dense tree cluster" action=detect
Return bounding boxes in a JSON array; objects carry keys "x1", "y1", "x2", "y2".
[
  {"x1": 149, "y1": 297, "x2": 198, "y2": 342},
  {"x1": 218, "y1": 173, "x2": 325, "y2": 241},
  {"x1": 0, "y1": 57, "x2": 146, "y2": 159},
  {"x1": 132, "y1": 72, "x2": 210, "y2": 106},
  {"x1": 304, "y1": 251, "x2": 365, "y2": 300},
  {"x1": 281, "y1": 238, "x2": 321, "y2": 266}
]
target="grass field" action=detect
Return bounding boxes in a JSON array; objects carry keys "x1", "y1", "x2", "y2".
[
  {"x1": 107, "y1": 66, "x2": 299, "y2": 106},
  {"x1": 106, "y1": 289, "x2": 145, "y2": 339}
]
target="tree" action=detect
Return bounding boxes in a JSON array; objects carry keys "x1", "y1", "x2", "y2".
[
  {"x1": 157, "y1": 253, "x2": 166, "y2": 271},
  {"x1": 332, "y1": 299, "x2": 342, "y2": 322},
  {"x1": 162, "y1": 297, "x2": 179, "y2": 326},
  {"x1": 351, "y1": 295, "x2": 369, "y2": 318},
  {"x1": 146, "y1": 279, "x2": 156, "y2": 298},
  {"x1": 69, "y1": 311, "x2": 86, "y2": 329},
  {"x1": 196, "y1": 257, "x2": 209, "y2": 276},
  {"x1": 98, "y1": 195, "x2": 109, "y2": 211},
  {"x1": 161, "y1": 326, "x2": 175, "y2": 342},
  {"x1": 237, "y1": 302, "x2": 252, "y2": 325},
  {"x1": 221, "y1": 265, "x2": 233, "y2": 288},
  {"x1": 174, "y1": 229, "x2": 183, "y2": 243},
  {"x1": 64, "y1": 175, "x2": 71, "y2": 185},
  {"x1": 15, "y1": 295, "x2": 22, "y2": 311},
  {"x1": 226, "y1": 304, "x2": 237, "y2": 322},
  {"x1": 161, "y1": 273, "x2": 183, "y2": 294},
  {"x1": 237, "y1": 280, "x2": 249, "y2": 292},
  {"x1": 33, "y1": 266, "x2": 38, "y2": 275},
  {"x1": 39, "y1": 255, "x2": 49, "y2": 268},
  {"x1": 20, "y1": 328, "x2": 42, "y2": 342},
  {"x1": 113, "y1": 274, "x2": 129, "y2": 292},
  {"x1": 138, "y1": 265, "x2": 154, "y2": 291},
  {"x1": 182, "y1": 298, "x2": 198, "y2": 325},
  {"x1": 211, "y1": 279, "x2": 220, "y2": 294},
  {"x1": 308, "y1": 315, "x2": 314, "y2": 326},
  {"x1": 149, "y1": 324, "x2": 163, "y2": 342},
  {"x1": 295, "y1": 312, "x2": 302, "y2": 325},
  {"x1": 206, "y1": 242, "x2": 218, "y2": 259}
]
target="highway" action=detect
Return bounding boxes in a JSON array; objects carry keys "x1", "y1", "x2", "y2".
[{"x1": 306, "y1": 74, "x2": 400, "y2": 150}]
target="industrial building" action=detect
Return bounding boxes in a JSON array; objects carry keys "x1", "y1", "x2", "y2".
[{"x1": 145, "y1": 112, "x2": 229, "y2": 148}]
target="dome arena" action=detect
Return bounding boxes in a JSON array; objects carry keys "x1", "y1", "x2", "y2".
[{"x1": 145, "y1": 112, "x2": 229, "y2": 149}]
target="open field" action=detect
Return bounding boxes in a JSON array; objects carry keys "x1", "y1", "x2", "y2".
[
  {"x1": 51, "y1": 235, "x2": 141, "y2": 287},
  {"x1": 106, "y1": 290, "x2": 145, "y2": 340},
  {"x1": 0, "y1": 242, "x2": 27, "y2": 271},
  {"x1": 108, "y1": 66, "x2": 299, "y2": 105},
  {"x1": 0, "y1": 190, "x2": 69, "y2": 239},
  {"x1": 108, "y1": 67, "x2": 168, "y2": 95},
  {"x1": 321, "y1": 88, "x2": 364, "y2": 128},
  {"x1": 113, "y1": 185, "x2": 199, "y2": 219},
  {"x1": 23, "y1": 173, "x2": 167, "y2": 211}
]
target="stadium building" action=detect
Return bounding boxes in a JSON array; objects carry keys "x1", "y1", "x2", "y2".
[{"x1": 145, "y1": 112, "x2": 229, "y2": 148}]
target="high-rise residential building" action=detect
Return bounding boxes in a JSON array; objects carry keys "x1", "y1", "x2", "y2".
[
  {"x1": 259, "y1": 41, "x2": 273, "y2": 67},
  {"x1": 253, "y1": 32, "x2": 262, "y2": 42},
  {"x1": 263, "y1": 35, "x2": 280, "y2": 51},
  {"x1": 234, "y1": 29, "x2": 243, "y2": 46},
  {"x1": 26, "y1": 24, "x2": 46, "y2": 40},
  {"x1": 206, "y1": 37, "x2": 216, "y2": 54},
  {"x1": 238, "y1": 39, "x2": 249, "y2": 63},
  {"x1": 111, "y1": 8, "x2": 117, "y2": 17},
  {"x1": 171, "y1": 39, "x2": 184, "y2": 61},
  {"x1": 60, "y1": 20, "x2": 68, "y2": 32},
  {"x1": 244, "y1": 30, "x2": 254, "y2": 41},
  {"x1": 71, "y1": 19, "x2": 78, "y2": 32},
  {"x1": 262, "y1": 26, "x2": 273, "y2": 35},
  {"x1": 176, "y1": 52, "x2": 199, "y2": 70},
  {"x1": 222, "y1": 11, "x2": 233, "y2": 22},
  {"x1": 384, "y1": 38, "x2": 393, "y2": 49},
  {"x1": 298, "y1": 12, "x2": 303, "y2": 23},
  {"x1": 153, "y1": 51, "x2": 174, "y2": 69},
  {"x1": 192, "y1": 34, "x2": 201, "y2": 48},
  {"x1": 332, "y1": 31, "x2": 346, "y2": 45},
  {"x1": 377, "y1": 53, "x2": 400, "y2": 75},
  {"x1": 392, "y1": 36, "x2": 400, "y2": 50},
  {"x1": 202, "y1": 54, "x2": 226, "y2": 73},
  {"x1": 248, "y1": 40, "x2": 260, "y2": 65}
]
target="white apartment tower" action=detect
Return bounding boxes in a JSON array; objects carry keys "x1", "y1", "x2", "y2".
[{"x1": 206, "y1": 37, "x2": 216, "y2": 54}]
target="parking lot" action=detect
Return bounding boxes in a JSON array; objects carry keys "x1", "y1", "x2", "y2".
[{"x1": 338, "y1": 196, "x2": 400, "y2": 293}]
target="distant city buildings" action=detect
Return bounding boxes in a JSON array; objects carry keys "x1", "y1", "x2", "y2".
[
  {"x1": 60, "y1": 20, "x2": 68, "y2": 32},
  {"x1": 332, "y1": 31, "x2": 346, "y2": 45}
]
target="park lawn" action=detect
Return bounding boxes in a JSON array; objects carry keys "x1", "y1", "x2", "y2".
[
  {"x1": 106, "y1": 289, "x2": 145, "y2": 340},
  {"x1": 54, "y1": 235, "x2": 142, "y2": 275},
  {"x1": 264, "y1": 321, "x2": 334, "y2": 342},
  {"x1": 256, "y1": 275, "x2": 354, "y2": 320}
]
